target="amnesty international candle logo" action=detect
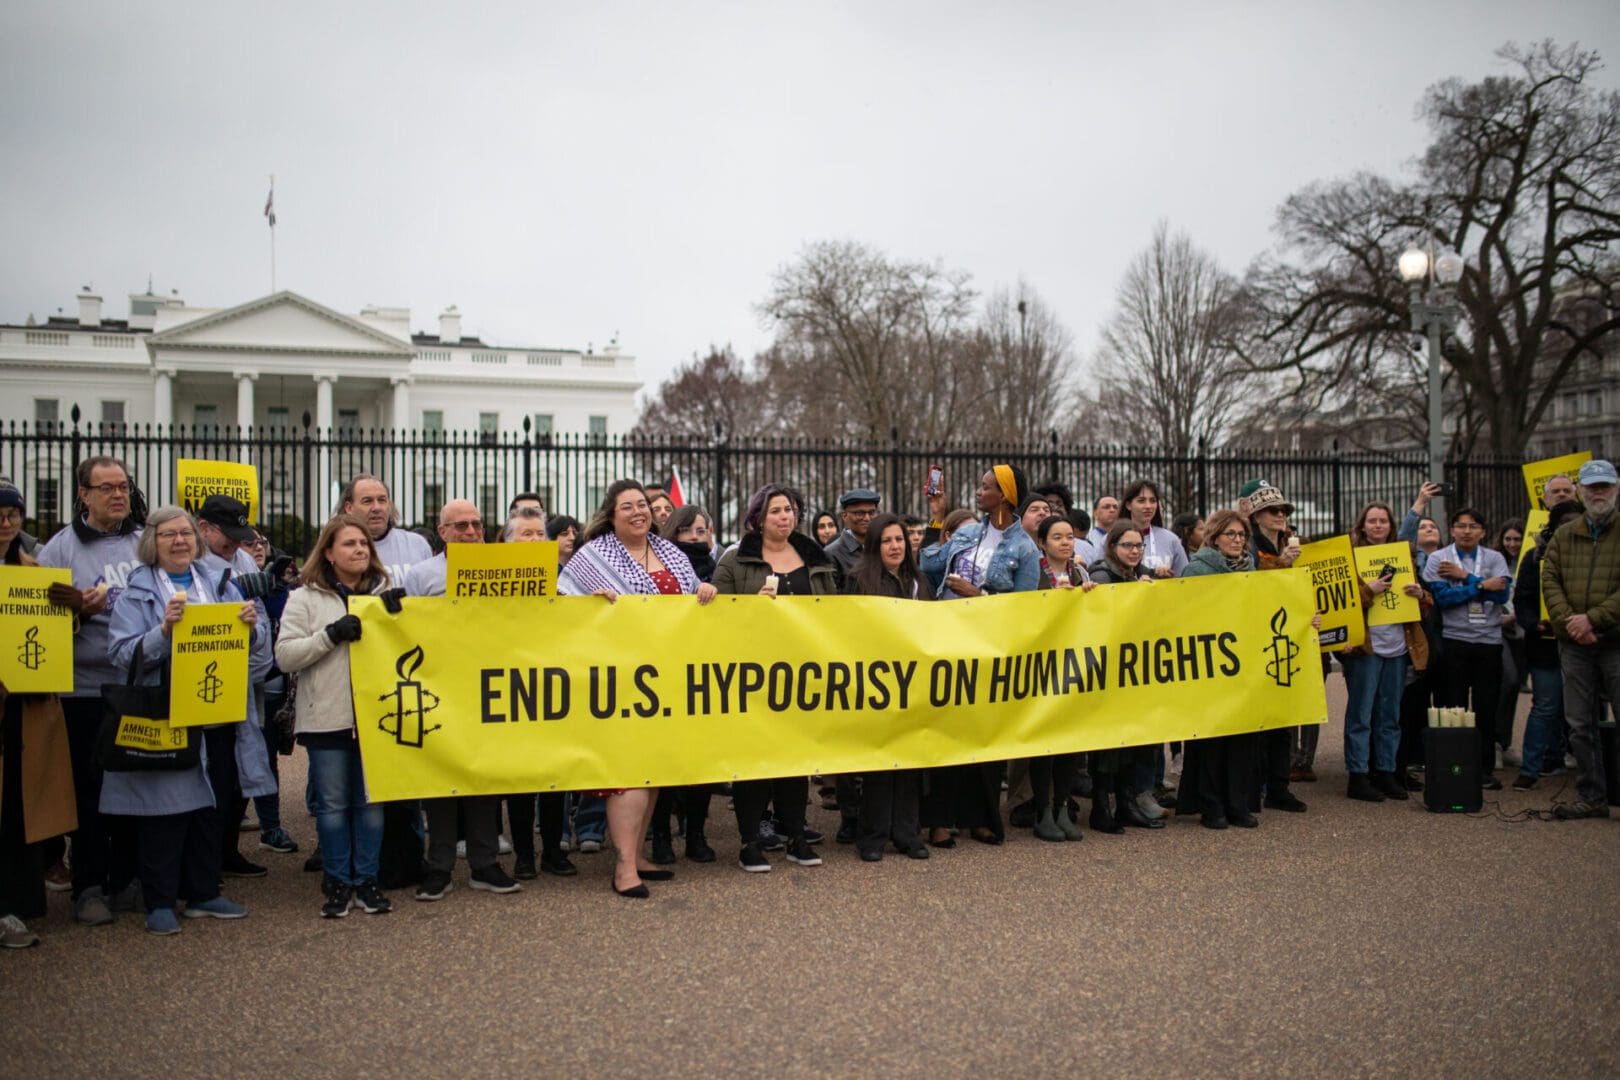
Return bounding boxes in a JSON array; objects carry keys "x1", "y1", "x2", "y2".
[
  {"x1": 18, "y1": 626, "x2": 46, "y2": 671},
  {"x1": 379, "y1": 644, "x2": 442, "y2": 748},
  {"x1": 1265, "y1": 607, "x2": 1301, "y2": 687},
  {"x1": 196, "y1": 660, "x2": 224, "y2": 704},
  {"x1": 1379, "y1": 588, "x2": 1401, "y2": 612}
]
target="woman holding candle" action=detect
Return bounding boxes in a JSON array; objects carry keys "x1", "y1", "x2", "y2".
[
  {"x1": 712, "y1": 483, "x2": 838, "y2": 873},
  {"x1": 106, "y1": 505, "x2": 274, "y2": 933},
  {"x1": 558, "y1": 480, "x2": 717, "y2": 897},
  {"x1": 275, "y1": 512, "x2": 395, "y2": 919},
  {"x1": 845, "y1": 513, "x2": 934, "y2": 860},
  {"x1": 1422, "y1": 506, "x2": 1513, "y2": 790}
]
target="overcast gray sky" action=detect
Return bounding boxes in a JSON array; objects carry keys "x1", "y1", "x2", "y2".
[{"x1": 3, "y1": 2, "x2": 1616, "y2": 405}]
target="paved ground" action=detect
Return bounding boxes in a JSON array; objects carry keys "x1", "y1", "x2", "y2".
[{"x1": 6, "y1": 678, "x2": 1619, "y2": 1077}]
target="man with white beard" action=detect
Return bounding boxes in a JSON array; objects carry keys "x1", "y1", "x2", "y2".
[{"x1": 1543, "y1": 459, "x2": 1620, "y2": 820}]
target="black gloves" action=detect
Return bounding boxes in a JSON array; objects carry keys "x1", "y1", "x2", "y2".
[
  {"x1": 380, "y1": 588, "x2": 407, "y2": 614},
  {"x1": 325, "y1": 614, "x2": 363, "y2": 644},
  {"x1": 233, "y1": 570, "x2": 277, "y2": 600}
]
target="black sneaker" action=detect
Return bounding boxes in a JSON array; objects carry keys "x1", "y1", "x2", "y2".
[
  {"x1": 1481, "y1": 776, "x2": 1503, "y2": 791},
  {"x1": 785, "y1": 838, "x2": 822, "y2": 867},
  {"x1": 801, "y1": 825, "x2": 824, "y2": 845},
  {"x1": 738, "y1": 842, "x2": 771, "y2": 873},
  {"x1": 513, "y1": 858, "x2": 538, "y2": 880},
  {"x1": 835, "y1": 818, "x2": 858, "y2": 844},
  {"x1": 320, "y1": 884, "x2": 353, "y2": 919},
  {"x1": 757, "y1": 819, "x2": 785, "y2": 852},
  {"x1": 303, "y1": 847, "x2": 324, "y2": 873},
  {"x1": 469, "y1": 863, "x2": 522, "y2": 894},
  {"x1": 685, "y1": 830, "x2": 717, "y2": 863},
  {"x1": 1553, "y1": 800, "x2": 1611, "y2": 820},
  {"x1": 415, "y1": 870, "x2": 453, "y2": 901},
  {"x1": 353, "y1": 881, "x2": 391, "y2": 914},
  {"x1": 1263, "y1": 793, "x2": 1308, "y2": 813},
  {"x1": 540, "y1": 852, "x2": 579, "y2": 877},
  {"x1": 650, "y1": 836, "x2": 678, "y2": 865},
  {"x1": 1511, "y1": 774, "x2": 1538, "y2": 791},
  {"x1": 222, "y1": 853, "x2": 269, "y2": 878}
]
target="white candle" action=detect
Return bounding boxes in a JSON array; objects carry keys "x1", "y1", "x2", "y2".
[{"x1": 764, "y1": 574, "x2": 779, "y2": 593}]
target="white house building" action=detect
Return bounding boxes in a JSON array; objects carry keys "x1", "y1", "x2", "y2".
[{"x1": 0, "y1": 285, "x2": 643, "y2": 526}]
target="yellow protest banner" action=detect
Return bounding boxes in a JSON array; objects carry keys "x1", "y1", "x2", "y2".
[
  {"x1": 0, "y1": 566, "x2": 76, "y2": 693},
  {"x1": 176, "y1": 458, "x2": 259, "y2": 525},
  {"x1": 346, "y1": 570, "x2": 1327, "y2": 802},
  {"x1": 168, "y1": 603, "x2": 250, "y2": 726},
  {"x1": 1516, "y1": 509, "x2": 1550, "y2": 623},
  {"x1": 1295, "y1": 535, "x2": 1365, "y2": 651},
  {"x1": 1522, "y1": 451, "x2": 1590, "y2": 510},
  {"x1": 1352, "y1": 543, "x2": 1420, "y2": 626},
  {"x1": 445, "y1": 542, "x2": 559, "y2": 600}
]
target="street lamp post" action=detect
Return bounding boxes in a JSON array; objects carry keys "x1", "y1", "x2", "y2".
[{"x1": 1399, "y1": 244, "x2": 1463, "y2": 528}]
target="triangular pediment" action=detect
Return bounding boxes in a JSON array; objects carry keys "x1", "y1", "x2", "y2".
[{"x1": 146, "y1": 291, "x2": 415, "y2": 356}]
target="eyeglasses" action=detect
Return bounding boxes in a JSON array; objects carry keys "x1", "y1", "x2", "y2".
[
  {"x1": 1115, "y1": 541, "x2": 1144, "y2": 550},
  {"x1": 86, "y1": 482, "x2": 131, "y2": 496},
  {"x1": 844, "y1": 508, "x2": 877, "y2": 519},
  {"x1": 444, "y1": 519, "x2": 483, "y2": 532},
  {"x1": 154, "y1": 529, "x2": 193, "y2": 543},
  {"x1": 1218, "y1": 529, "x2": 1249, "y2": 540}
]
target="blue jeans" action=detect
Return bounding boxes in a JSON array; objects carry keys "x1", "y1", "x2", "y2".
[
  {"x1": 571, "y1": 793, "x2": 606, "y2": 842},
  {"x1": 1342, "y1": 653, "x2": 1405, "y2": 774},
  {"x1": 308, "y1": 744, "x2": 384, "y2": 886},
  {"x1": 1519, "y1": 664, "x2": 1564, "y2": 779}
]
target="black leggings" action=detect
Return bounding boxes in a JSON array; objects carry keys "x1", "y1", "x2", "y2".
[
  {"x1": 1028, "y1": 754, "x2": 1079, "y2": 812},
  {"x1": 1437, "y1": 639, "x2": 1503, "y2": 774},
  {"x1": 653, "y1": 785, "x2": 713, "y2": 841},
  {"x1": 732, "y1": 777, "x2": 804, "y2": 844}
]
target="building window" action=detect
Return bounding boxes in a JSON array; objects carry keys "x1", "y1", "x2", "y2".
[
  {"x1": 588, "y1": 414, "x2": 608, "y2": 446},
  {"x1": 480, "y1": 484, "x2": 499, "y2": 524},
  {"x1": 34, "y1": 398, "x2": 60, "y2": 434},
  {"x1": 479, "y1": 412, "x2": 499, "y2": 446},
  {"x1": 267, "y1": 407, "x2": 289, "y2": 432},
  {"x1": 100, "y1": 400, "x2": 126, "y2": 435},
  {"x1": 1584, "y1": 390, "x2": 1602, "y2": 417},
  {"x1": 422, "y1": 410, "x2": 443, "y2": 443},
  {"x1": 532, "y1": 414, "x2": 554, "y2": 436},
  {"x1": 423, "y1": 483, "x2": 444, "y2": 525},
  {"x1": 193, "y1": 404, "x2": 219, "y2": 433},
  {"x1": 337, "y1": 409, "x2": 360, "y2": 436},
  {"x1": 36, "y1": 478, "x2": 59, "y2": 523}
]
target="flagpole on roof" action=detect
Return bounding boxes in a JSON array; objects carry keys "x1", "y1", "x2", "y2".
[{"x1": 265, "y1": 174, "x2": 277, "y2": 293}]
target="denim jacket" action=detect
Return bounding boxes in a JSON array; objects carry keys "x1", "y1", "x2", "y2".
[{"x1": 919, "y1": 517, "x2": 1041, "y2": 599}]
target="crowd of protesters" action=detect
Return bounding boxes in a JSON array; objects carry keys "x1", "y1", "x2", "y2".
[{"x1": 2, "y1": 453, "x2": 1617, "y2": 941}]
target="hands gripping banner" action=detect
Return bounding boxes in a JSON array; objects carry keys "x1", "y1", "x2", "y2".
[{"x1": 346, "y1": 570, "x2": 1328, "y2": 801}]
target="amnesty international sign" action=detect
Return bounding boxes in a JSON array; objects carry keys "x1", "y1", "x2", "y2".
[
  {"x1": 0, "y1": 565, "x2": 76, "y2": 693},
  {"x1": 347, "y1": 570, "x2": 1327, "y2": 801},
  {"x1": 1351, "y1": 543, "x2": 1420, "y2": 627},
  {"x1": 445, "y1": 542, "x2": 559, "y2": 599},
  {"x1": 168, "y1": 603, "x2": 251, "y2": 726}
]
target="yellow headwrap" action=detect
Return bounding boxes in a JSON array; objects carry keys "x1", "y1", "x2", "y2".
[{"x1": 993, "y1": 464, "x2": 1018, "y2": 508}]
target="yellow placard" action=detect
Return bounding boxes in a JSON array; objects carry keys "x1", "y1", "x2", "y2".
[
  {"x1": 168, "y1": 603, "x2": 250, "y2": 727},
  {"x1": 0, "y1": 566, "x2": 76, "y2": 693},
  {"x1": 176, "y1": 458, "x2": 259, "y2": 525},
  {"x1": 1352, "y1": 543, "x2": 1420, "y2": 626},
  {"x1": 1518, "y1": 509, "x2": 1550, "y2": 623},
  {"x1": 114, "y1": 715, "x2": 191, "y2": 752},
  {"x1": 444, "y1": 542, "x2": 559, "y2": 600},
  {"x1": 1295, "y1": 535, "x2": 1366, "y2": 651},
  {"x1": 346, "y1": 570, "x2": 1328, "y2": 802},
  {"x1": 1522, "y1": 451, "x2": 1590, "y2": 511}
]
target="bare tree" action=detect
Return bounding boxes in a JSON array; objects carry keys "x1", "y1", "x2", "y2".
[
  {"x1": 757, "y1": 240, "x2": 977, "y2": 443},
  {"x1": 633, "y1": 346, "x2": 766, "y2": 441},
  {"x1": 1234, "y1": 41, "x2": 1620, "y2": 458},
  {"x1": 1093, "y1": 221, "x2": 1248, "y2": 455},
  {"x1": 971, "y1": 283, "x2": 1079, "y2": 436}
]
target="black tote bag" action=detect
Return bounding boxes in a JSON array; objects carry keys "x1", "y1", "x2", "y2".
[{"x1": 97, "y1": 640, "x2": 200, "y2": 771}]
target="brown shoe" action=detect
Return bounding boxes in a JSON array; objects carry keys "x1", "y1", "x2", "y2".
[{"x1": 1290, "y1": 767, "x2": 1317, "y2": 783}]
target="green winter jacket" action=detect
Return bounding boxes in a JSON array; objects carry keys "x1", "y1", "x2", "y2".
[{"x1": 1542, "y1": 513, "x2": 1620, "y2": 642}]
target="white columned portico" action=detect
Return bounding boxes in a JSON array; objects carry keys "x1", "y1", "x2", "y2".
[
  {"x1": 234, "y1": 369, "x2": 257, "y2": 461},
  {"x1": 391, "y1": 376, "x2": 412, "y2": 431},
  {"x1": 315, "y1": 373, "x2": 336, "y2": 517},
  {"x1": 153, "y1": 368, "x2": 174, "y2": 427}
]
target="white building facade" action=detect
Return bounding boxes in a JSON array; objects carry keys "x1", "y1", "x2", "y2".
[{"x1": 0, "y1": 287, "x2": 643, "y2": 527}]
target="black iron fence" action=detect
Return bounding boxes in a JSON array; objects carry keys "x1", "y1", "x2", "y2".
[{"x1": 2, "y1": 411, "x2": 1528, "y2": 555}]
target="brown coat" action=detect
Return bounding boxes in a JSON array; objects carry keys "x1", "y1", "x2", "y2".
[{"x1": 0, "y1": 543, "x2": 79, "y2": 842}]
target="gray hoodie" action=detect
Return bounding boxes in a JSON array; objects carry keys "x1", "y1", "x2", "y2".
[{"x1": 37, "y1": 517, "x2": 144, "y2": 696}]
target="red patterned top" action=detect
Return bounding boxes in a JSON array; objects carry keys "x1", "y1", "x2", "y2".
[{"x1": 648, "y1": 568, "x2": 681, "y2": 595}]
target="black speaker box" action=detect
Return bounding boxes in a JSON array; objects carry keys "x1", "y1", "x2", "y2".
[
  {"x1": 1599, "y1": 722, "x2": 1620, "y2": 807},
  {"x1": 1424, "y1": 726, "x2": 1482, "y2": 813}
]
